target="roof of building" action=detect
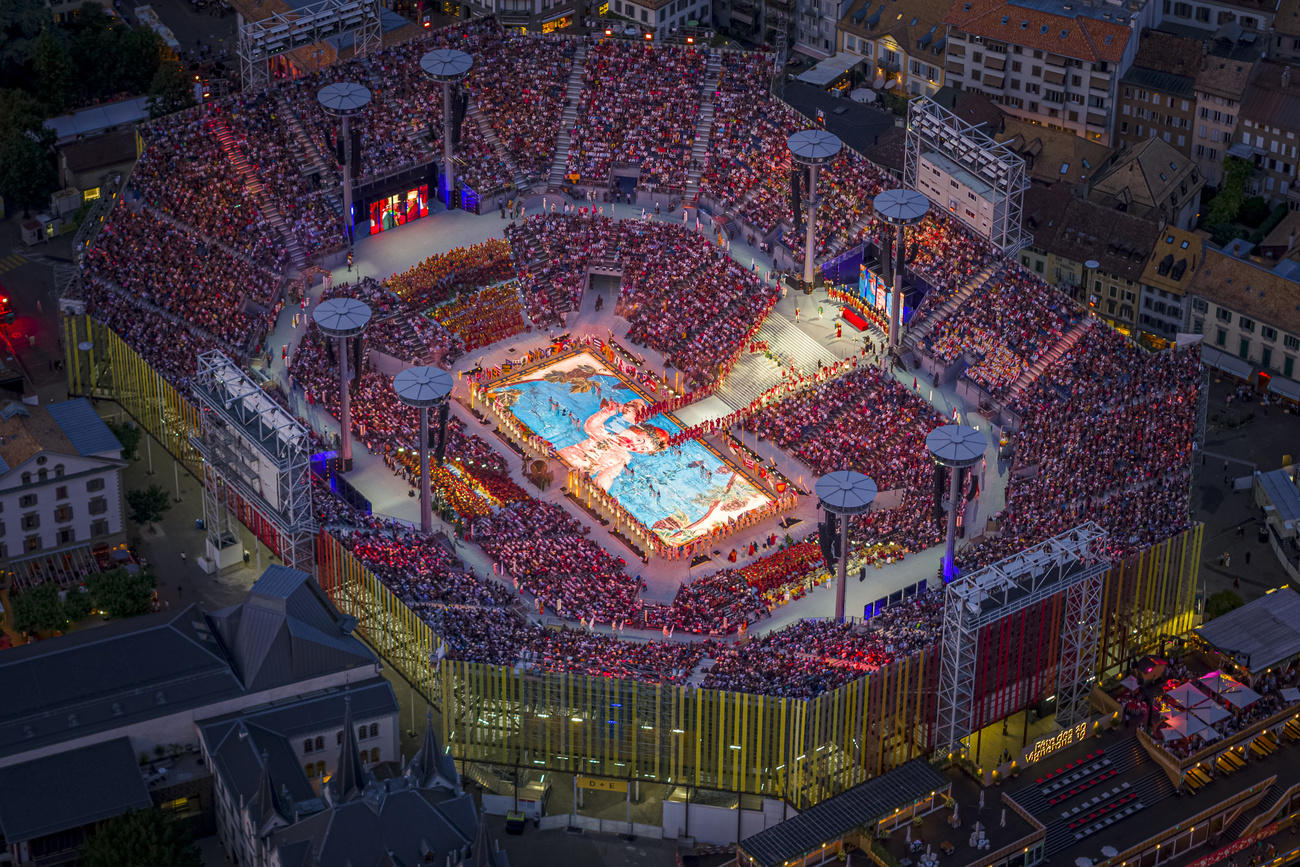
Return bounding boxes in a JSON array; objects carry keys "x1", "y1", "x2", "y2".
[
  {"x1": 943, "y1": 0, "x2": 1136, "y2": 65},
  {"x1": 931, "y1": 86, "x2": 1007, "y2": 135},
  {"x1": 1259, "y1": 209, "x2": 1300, "y2": 260},
  {"x1": 0, "y1": 737, "x2": 151, "y2": 842},
  {"x1": 1195, "y1": 586, "x2": 1300, "y2": 671},
  {"x1": 44, "y1": 97, "x2": 150, "y2": 144},
  {"x1": 45, "y1": 398, "x2": 123, "y2": 458},
  {"x1": 1187, "y1": 246, "x2": 1300, "y2": 336},
  {"x1": 1088, "y1": 137, "x2": 1202, "y2": 219},
  {"x1": 1194, "y1": 53, "x2": 1256, "y2": 100},
  {"x1": 840, "y1": 0, "x2": 952, "y2": 59},
  {"x1": 0, "y1": 567, "x2": 376, "y2": 763},
  {"x1": 996, "y1": 117, "x2": 1113, "y2": 185},
  {"x1": 1140, "y1": 226, "x2": 1206, "y2": 296},
  {"x1": 1255, "y1": 467, "x2": 1300, "y2": 526},
  {"x1": 1129, "y1": 28, "x2": 1205, "y2": 80},
  {"x1": 60, "y1": 128, "x2": 138, "y2": 175},
  {"x1": 739, "y1": 760, "x2": 948, "y2": 867},
  {"x1": 1025, "y1": 184, "x2": 1161, "y2": 280},
  {"x1": 1277, "y1": 0, "x2": 1300, "y2": 36},
  {"x1": 1241, "y1": 61, "x2": 1300, "y2": 130},
  {"x1": 207, "y1": 566, "x2": 373, "y2": 692}
]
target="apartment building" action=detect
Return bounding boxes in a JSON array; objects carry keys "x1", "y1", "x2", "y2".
[
  {"x1": 1193, "y1": 51, "x2": 1255, "y2": 184},
  {"x1": 1233, "y1": 61, "x2": 1300, "y2": 208},
  {"x1": 1156, "y1": 0, "x2": 1276, "y2": 38},
  {"x1": 942, "y1": 0, "x2": 1151, "y2": 146},
  {"x1": 837, "y1": 0, "x2": 951, "y2": 96},
  {"x1": 996, "y1": 116, "x2": 1115, "y2": 185},
  {"x1": 795, "y1": 0, "x2": 857, "y2": 56},
  {"x1": 0, "y1": 399, "x2": 125, "y2": 578},
  {"x1": 1185, "y1": 247, "x2": 1300, "y2": 394},
  {"x1": 1116, "y1": 29, "x2": 1202, "y2": 155},
  {"x1": 1088, "y1": 136, "x2": 1204, "y2": 228},
  {"x1": 1273, "y1": 0, "x2": 1300, "y2": 61},
  {"x1": 1136, "y1": 225, "x2": 1205, "y2": 344}
]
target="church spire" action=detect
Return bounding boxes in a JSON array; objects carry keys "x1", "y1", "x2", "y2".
[{"x1": 330, "y1": 695, "x2": 366, "y2": 804}]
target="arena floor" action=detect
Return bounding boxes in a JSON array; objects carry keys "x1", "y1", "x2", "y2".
[{"x1": 265, "y1": 196, "x2": 1012, "y2": 631}]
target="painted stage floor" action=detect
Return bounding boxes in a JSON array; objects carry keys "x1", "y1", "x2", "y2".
[{"x1": 481, "y1": 350, "x2": 776, "y2": 549}]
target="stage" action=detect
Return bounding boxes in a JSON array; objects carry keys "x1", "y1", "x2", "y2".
[{"x1": 480, "y1": 350, "x2": 779, "y2": 552}]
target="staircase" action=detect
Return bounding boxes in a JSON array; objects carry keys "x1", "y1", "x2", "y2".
[
  {"x1": 682, "y1": 52, "x2": 723, "y2": 204},
  {"x1": 1006, "y1": 317, "x2": 1095, "y2": 401},
  {"x1": 713, "y1": 310, "x2": 839, "y2": 413},
  {"x1": 210, "y1": 117, "x2": 309, "y2": 272},
  {"x1": 468, "y1": 99, "x2": 528, "y2": 191},
  {"x1": 1224, "y1": 781, "x2": 1285, "y2": 840},
  {"x1": 547, "y1": 44, "x2": 588, "y2": 188},
  {"x1": 902, "y1": 263, "x2": 1000, "y2": 352}
]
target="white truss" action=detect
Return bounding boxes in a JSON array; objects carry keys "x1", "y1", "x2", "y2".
[
  {"x1": 237, "y1": 0, "x2": 382, "y2": 90},
  {"x1": 936, "y1": 523, "x2": 1108, "y2": 755},
  {"x1": 904, "y1": 96, "x2": 1030, "y2": 256}
]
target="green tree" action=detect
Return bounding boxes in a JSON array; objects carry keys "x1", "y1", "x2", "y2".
[
  {"x1": 107, "y1": 420, "x2": 142, "y2": 461},
  {"x1": 1205, "y1": 157, "x2": 1252, "y2": 236},
  {"x1": 0, "y1": 131, "x2": 57, "y2": 215},
  {"x1": 32, "y1": 27, "x2": 74, "y2": 113},
  {"x1": 1239, "y1": 195, "x2": 1271, "y2": 228},
  {"x1": 146, "y1": 60, "x2": 195, "y2": 118},
  {"x1": 87, "y1": 568, "x2": 156, "y2": 618},
  {"x1": 116, "y1": 27, "x2": 162, "y2": 95},
  {"x1": 12, "y1": 582, "x2": 68, "y2": 633},
  {"x1": 0, "y1": 0, "x2": 51, "y2": 82},
  {"x1": 80, "y1": 807, "x2": 201, "y2": 867},
  {"x1": 68, "y1": 3, "x2": 120, "y2": 104},
  {"x1": 1205, "y1": 589, "x2": 1245, "y2": 620},
  {"x1": 62, "y1": 585, "x2": 94, "y2": 622},
  {"x1": 126, "y1": 484, "x2": 171, "y2": 526}
]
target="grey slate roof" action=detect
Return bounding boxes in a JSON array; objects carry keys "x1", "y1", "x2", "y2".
[
  {"x1": 739, "y1": 760, "x2": 948, "y2": 867},
  {"x1": 0, "y1": 737, "x2": 151, "y2": 841},
  {"x1": 45, "y1": 398, "x2": 123, "y2": 457},
  {"x1": 1196, "y1": 587, "x2": 1300, "y2": 671}
]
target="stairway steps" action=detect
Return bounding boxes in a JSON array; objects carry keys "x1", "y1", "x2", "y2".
[
  {"x1": 548, "y1": 45, "x2": 588, "y2": 187},
  {"x1": 682, "y1": 53, "x2": 723, "y2": 203}
]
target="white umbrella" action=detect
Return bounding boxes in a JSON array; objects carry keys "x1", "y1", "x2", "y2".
[
  {"x1": 1192, "y1": 703, "x2": 1230, "y2": 726},
  {"x1": 952, "y1": 803, "x2": 959, "y2": 825},
  {"x1": 1000, "y1": 807, "x2": 1006, "y2": 828},
  {"x1": 1166, "y1": 681, "x2": 1212, "y2": 709},
  {"x1": 850, "y1": 88, "x2": 876, "y2": 103}
]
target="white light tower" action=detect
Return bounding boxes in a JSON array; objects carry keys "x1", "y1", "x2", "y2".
[
  {"x1": 815, "y1": 470, "x2": 877, "y2": 621},
  {"x1": 788, "y1": 129, "x2": 843, "y2": 290},
  {"x1": 318, "y1": 82, "x2": 372, "y2": 244},
  {"x1": 312, "y1": 297, "x2": 371, "y2": 471},
  {"x1": 925, "y1": 424, "x2": 984, "y2": 582},
  {"x1": 872, "y1": 188, "x2": 928, "y2": 354},
  {"x1": 393, "y1": 365, "x2": 454, "y2": 534},
  {"x1": 420, "y1": 49, "x2": 474, "y2": 208}
]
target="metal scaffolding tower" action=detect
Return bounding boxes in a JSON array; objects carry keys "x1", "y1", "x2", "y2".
[
  {"x1": 237, "y1": 0, "x2": 381, "y2": 90},
  {"x1": 191, "y1": 351, "x2": 316, "y2": 572},
  {"x1": 904, "y1": 96, "x2": 1029, "y2": 256},
  {"x1": 936, "y1": 523, "x2": 1108, "y2": 756}
]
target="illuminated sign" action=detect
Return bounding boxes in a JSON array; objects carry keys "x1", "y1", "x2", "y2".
[
  {"x1": 577, "y1": 775, "x2": 627, "y2": 793},
  {"x1": 1021, "y1": 721, "x2": 1089, "y2": 766}
]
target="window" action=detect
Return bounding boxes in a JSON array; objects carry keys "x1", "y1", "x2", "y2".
[
  {"x1": 56, "y1": 528, "x2": 74, "y2": 546},
  {"x1": 1240, "y1": 317, "x2": 1255, "y2": 332},
  {"x1": 88, "y1": 497, "x2": 107, "y2": 515},
  {"x1": 315, "y1": 736, "x2": 325, "y2": 751},
  {"x1": 358, "y1": 726, "x2": 367, "y2": 741},
  {"x1": 54, "y1": 505, "x2": 72, "y2": 523},
  {"x1": 306, "y1": 763, "x2": 317, "y2": 778},
  {"x1": 337, "y1": 731, "x2": 343, "y2": 745},
  {"x1": 369, "y1": 723, "x2": 379, "y2": 737},
  {"x1": 1240, "y1": 338, "x2": 1251, "y2": 359},
  {"x1": 304, "y1": 739, "x2": 314, "y2": 753},
  {"x1": 369, "y1": 748, "x2": 380, "y2": 763},
  {"x1": 1216, "y1": 308, "x2": 1233, "y2": 323},
  {"x1": 1286, "y1": 356, "x2": 1296, "y2": 377},
  {"x1": 21, "y1": 472, "x2": 30, "y2": 485},
  {"x1": 1216, "y1": 328, "x2": 1227, "y2": 346},
  {"x1": 90, "y1": 519, "x2": 109, "y2": 537},
  {"x1": 1262, "y1": 326, "x2": 1278, "y2": 341},
  {"x1": 21, "y1": 513, "x2": 39, "y2": 531},
  {"x1": 24, "y1": 535, "x2": 41, "y2": 553},
  {"x1": 56, "y1": 486, "x2": 67, "y2": 500},
  {"x1": 315, "y1": 761, "x2": 325, "y2": 778},
  {"x1": 86, "y1": 478, "x2": 105, "y2": 493},
  {"x1": 19, "y1": 493, "x2": 36, "y2": 508},
  {"x1": 1285, "y1": 334, "x2": 1300, "y2": 351}
]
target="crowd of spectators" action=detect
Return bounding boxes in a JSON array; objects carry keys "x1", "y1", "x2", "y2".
[
  {"x1": 344, "y1": 521, "x2": 514, "y2": 609},
  {"x1": 388, "y1": 240, "x2": 516, "y2": 308},
  {"x1": 430, "y1": 282, "x2": 527, "y2": 352},
  {"x1": 566, "y1": 42, "x2": 707, "y2": 191}
]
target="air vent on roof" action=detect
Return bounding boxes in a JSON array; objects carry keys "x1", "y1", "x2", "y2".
[
  {"x1": 68, "y1": 713, "x2": 78, "y2": 727},
  {"x1": 1104, "y1": 34, "x2": 1114, "y2": 44},
  {"x1": 22, "y1": 726, "x2": 33, "y2": 739},
  {"x1": 1061, "y1": 29, "x2": 1069, "y2": 38},
  {"x1": 112, "y1": 702, "x2": 123, "y2": 716},
  {"x1": 1041, "y1": 24, "x2": 1049, "y2": 33},
  {"x1": 1021, "y1": 19, "x2": 1029, "y2": 27},
  {"x1": 155, "y1": 690, "x2": 166, "y2": 706},
  {"x1": 963, "y1": 2, "x2": 972, "y2": 9},
  {"x1": 910, "y1": 16, "x2": 918, "y2": 24},
  {"x1": 1001, "y1": 14, "x2": 1009, "y2": 22}
]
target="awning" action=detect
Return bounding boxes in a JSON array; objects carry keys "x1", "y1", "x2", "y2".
[
  {"x1": 45, "y1": 97, "x2": 150, "y2": 144},
  {"x1": 1201, "y1": 345, "x2": 1254, "y2": 380},
  {"x1": 796, "y1": 52, "x2": 864, "y2": 87},
  {"x1": 1269, "y1": 376, "x2": 1300, "y2": 402}
]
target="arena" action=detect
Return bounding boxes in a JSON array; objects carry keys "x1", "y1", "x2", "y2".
[{"x1": 65, "y1": 16, "x2": 1204, "y2": 805}]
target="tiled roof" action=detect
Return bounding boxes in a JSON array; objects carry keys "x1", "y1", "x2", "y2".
[
  {"x1": 1187, "y1": 247, "x2": 1300, "y2": 336},
  {"x1": 1129, "y1": 28, "x2": 1204, "y2": 79},
  {"x1": 1139, "y1": 226, "x2": 1206, "y2": 296},
  {"x1": 840, "y1": 0, "x2": 953, "y2": 56},
  {"x1": 1194, "y1": 54, "x2": 1255, "y2": 100},
  {"x1": 1240, "y1": 61, "x2": 1300, "y2": 130},
  {"x1": 1025, "y1": 184, "x2": 1161, "y2": 280},
  {"x1": 943, "y1": 0, "x2": 1135, "y2": 64}
]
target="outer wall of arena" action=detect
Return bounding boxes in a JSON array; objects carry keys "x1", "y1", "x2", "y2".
[{"x1": 62, "y1": 313, "x2": 1204, "y2": 811}]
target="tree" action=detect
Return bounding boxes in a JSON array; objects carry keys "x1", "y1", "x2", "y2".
[
  {"x1": 126, "y1": 484, "x2": 171, "y2": 526},
  {"x1": 107, "y1": 420, "x2": 142, "y2": 460},
  {"x1": 1205, "y1": 157, "x2": 1252, "y2": 236},
  {"x1": 0, "y1": 0, "x2": 51, "y2": 83},
  {"x1": 12, "y1": 582, "x2": 68, "y2": 633},
  {"x1": 80, "y1": 807, "x2": 202, "y2": 867},
  {"x1": 146, "y1": 60, "x2": 194, "y2": 118},
  {"x1": 116, "y1": 27, "x2": 162, "y2": 95},
  {"x1": 87, "y1": 568, "x2": 156, "y2": 618},
  {"x1": 32, "y1": 27, "x2": 74, "y2": 113},
  {"x1": 69, "y1": 3, "x2": 120, "y2": 105},
  {"x1": 63, "y1": 585, "x2": 94, "y2": 622},
  {"x1": 1205, "y1": 589, "x2": 1245, "y2": 620}
]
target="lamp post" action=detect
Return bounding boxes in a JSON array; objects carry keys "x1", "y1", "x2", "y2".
[
  {"x1": 815, "y1": 470, "x2": 877, "y2": 621},
  {"x1": 925, "y1": 424, "x2": 984, "y2": 582},
  {"x1": 872, "y1": 188, "x2": 928, "y2": 354},
  {"x1": 318, "y1": 82, "x2": 372, "y2": 244},
  {"x1": 393, "y1": 365, "x2": 454, "y2": 534},
  {"x1": 788, "y1": 129, "x2": 843, "y2": 291},
  {"x1": 312, "y1": 297, "x2": 371, "y2": 472},
  {"x1": 420, "y1": 49, "x2": 473, "y2": 208}
]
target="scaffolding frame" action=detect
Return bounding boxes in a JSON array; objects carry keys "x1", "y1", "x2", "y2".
[
  {"x1": 904, "y1": 96, "x2": 1029, "y2": 255},
  {"x1": 237, "y1": 0, "x2": 382, "y2": 90},
  {"x1": 936, "y1": 523, "x2": 1108, "y2": 755},
  {"x1": 190, "y1": 351, "x2": 315, "y2": 572}
]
